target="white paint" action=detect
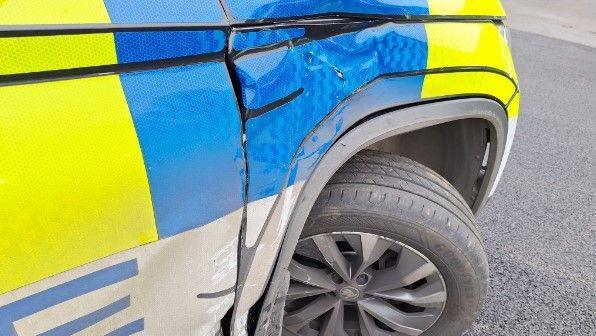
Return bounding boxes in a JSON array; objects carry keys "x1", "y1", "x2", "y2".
[
  {"x1": 234, "y1": 184, "x2": 302, "y2": 336},
  {"x1": 246, "y1": 195, "x2": 277, "y2": 248},
  {"x1": 490, "y1": 117, "x2": 518, "y2": 196},
  {"x1": 3, "y1": 209, "x2": 243, "y2": 336}
]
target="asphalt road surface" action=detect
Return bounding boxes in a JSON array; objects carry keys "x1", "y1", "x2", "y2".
[{"x1": 465, "y1": 30, "x2": 596, "y2": 335}]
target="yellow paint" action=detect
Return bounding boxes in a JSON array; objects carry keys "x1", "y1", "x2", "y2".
[
  {"x1": 507, "y1": 92, "x2": 521, "y2": 118},
  {"x1": 423, "y1": 22, "x2": 518, "y2": 113},
  {"x1": 422, "y1": 71, "x2": 516, "y2": 109},
  {"x1": 425, "y1": 22, "x2": 516, "y2": 80},
  {"x1": 428, "y1": 0, "x2": 505, "y2": 16},
  {"x1": 0, "y1": 76, "x2": 158, "y2": 294},
  {"x1": 0, "y1": 34, "x2": 117, "y2": 75},
  {"x1": 0, "y1": 0, "x2": 110, "y2": 25}
]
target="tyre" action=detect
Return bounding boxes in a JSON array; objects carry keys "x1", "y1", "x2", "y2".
[{"x1": 282, "y1": 150, "x2": 489, "y2": 336}]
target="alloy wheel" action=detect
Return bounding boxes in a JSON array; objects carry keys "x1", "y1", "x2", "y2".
[{"x1": 283, "y1": 232, "x2": 447, "y2": 336}]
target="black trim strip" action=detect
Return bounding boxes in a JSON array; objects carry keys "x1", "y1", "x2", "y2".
[
  {"x1": 222, "y1": 29, "x2": 251, "y2": 334},
  {"x1": 197, "y1": 286, "x2": 235, "y2": 299},
  {"x1": 246, "y1": 87, "x2": 304, "y2": 118},
  {"x1": 0, "y1": 14, "x2": 503, "y2": 37},
  {"x1": 230, "y1": 17, "x2": 502, "y2": 60},
  {"x1": 0, "y1": 15, "x2": 502, "y2": 38},
  {"x1": 225, "y1": 31, "x2": 248, "y2": 121},
  {"x1": 505, "y1": 89, "x2": 520, "y2": 108},
  {"x1": 385, "y1": 65, "x2": 518, "y2": 93},
  {"x1": 230, "y1": 19, "x2": 382, "y2": 59},
  {"x1": 244, "y1": 66, "x2": 518, "y2": 120},
  {"x1": 0, "y1": 24, "x2": 229, "y2": 37},
  {"x1": 0, "y1": 53, "x2": 225, "y2": 87},
  {"x1": 231, "y1": 13, "x2": 504, "y2": 27}
]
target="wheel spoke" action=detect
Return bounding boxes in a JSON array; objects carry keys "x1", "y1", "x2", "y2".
[
  {"x1": 371, "y1": 280, "x2": 447, "y2": 308},
  {"x1": 358, "y1": 297, "x2": 437, "y2": 336},
  {"x1": 354, "y1": 233, "x2": 394, "y2": 276},
  {"x1": 343, "y1": 234, "x2": 363, "y2": 256},
  {"x1": 367, "y1": 248, "x2": 438, "y2": 292},
  {"x1": 287, "y1": 282, "x2": 333, "y2": 300},
  {"x1": 286, "y1": 233, "x2": 446, "y2": 336},
  {"x1": 320, "y1": 301, "x2": 348, "y2": 336},
  {"x1": 358, "y1": 307, "x2": 377, "y2": 336},
  {"x1": 312, "y1": 235, "x2": 351, "y2": 282},
  {"x1": 284, "y1": 295, "x2": 339, "y2": 332},
  {"x1": 289, "y1": 260, "x2": 336, "y2": 290},
  {"x1": 357, "y1": 306, "x2": 394, "y2": 336},
  {"x1": 295, "y1": 239, "x2": 327, "y2": 261},
  {"x1": 282, "y1": 326, "x2": 318, "y2": 336}
]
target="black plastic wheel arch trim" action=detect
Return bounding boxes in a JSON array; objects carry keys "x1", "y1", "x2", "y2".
[{"x1": 253, "y1": 98, "x2": 508, "y2": 334}]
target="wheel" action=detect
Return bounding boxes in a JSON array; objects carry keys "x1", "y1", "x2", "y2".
[{"x1": 282, "y1": 150, "x2": 489, "y2": 336}]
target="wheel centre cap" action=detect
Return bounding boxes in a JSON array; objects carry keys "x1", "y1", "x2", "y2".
[{"x1": 338, "y1": 286, "x2": 360, "y2": 301}]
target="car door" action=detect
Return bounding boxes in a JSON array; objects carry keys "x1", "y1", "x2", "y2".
[{"x1": 0, "y1": 1, "x2": 243, "y2": 335}]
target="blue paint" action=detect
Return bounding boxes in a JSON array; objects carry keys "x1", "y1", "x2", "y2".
[
  {"x1": 38, "y1": 297, "x2": 130, "y2": 336},
  {"x1": 233, "y1": 28, "x2": 306, "y2": 51},
  {"x1": 105, "y1": 319, "x2": 144, "y2": 336},
  {"x1": 119, "y1": 64, "x2": 245, "y2": 238},
  {"x1": 291, "y1": 75, "x2": 425, "y2": 185},
  {"x1": 104, "y1": 0, "x2": 224, "y2": 23},
  {"x1": 238, "y1": 23, "x2": 428, "y2": 201},
  {"x1": 114, "y1": 31, "x2": 226, "y2": 64},
  {"x1": 236, "y1": 48, "x2": 299, "y2": 109},
  {"x1": 0, "y1": 260, "x2": 138, "y2": 336},
  {"x1": 226, "y1": 0, "x2": 429, "y2": 21}
]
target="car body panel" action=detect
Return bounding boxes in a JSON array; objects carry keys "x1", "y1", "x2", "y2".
[
  {"x1": 0, "y1": 0, "x2": 111, "y2": 25},
  {"x1": 427, "y1": 0, "x2": 505, "y2": 16},
  {"x1": 0, "y1": 213, "x2": 240, "y2": 335},
  {"x1": 0, "y1": 0, "x2": 225, "y2": 25},
  {"x1": 234, "y1": 21, "x2": 516, "y2": 205},
  {"x1": 118, "y1": 63, "x2": 245, "y2": 239},
  {"x1": 0, "y1": 0, "x2": 505, "y2": 25},
  {"x1": 0, "y1": 75, "x2": 158, "y2": 295},
  {"x1": 229, "y1": 20, "x2": 518, "y2": 332},
  {"x1": 0, "y1": 5, "x2": 245, "y2": 333},
  {"x1": 235, "y1": 22, "x2": 429, "y2": 204},
  {"x1": 0, "y1": 1, "x2": 519, "y2": 335},
  {"x1": 231, "y1": 18, "x2": 516, "y2": 259},
  {"x1": 1, "y1": 33, "x2": 118, "y2": 74},
  {"x1": 0, "y1": 30, "x2": 227, "y2": 75},
  {"x1": 225, "y1": 0, "x2": 505, "y2": 21}
]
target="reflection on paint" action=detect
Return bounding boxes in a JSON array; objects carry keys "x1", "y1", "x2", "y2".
[
  {"x1": 225, "y1": 0, "x2": 506, "y2": 21},
  {"x1": 120, "y1": 63, "x2": 245, "y2": 238},
  {"x1": 227, "y1": 0, "x2": 429, "y2": 20},
  {"x1": 236, "y1": 23, "x2": 428, "y2": 202}
]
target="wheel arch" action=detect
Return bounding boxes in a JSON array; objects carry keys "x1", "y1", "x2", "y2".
[
  {"x1": 358, "y1": 102, "x2": 501, "y2": 211},
  {"x1": 253, "y1": 97, "x2": 508, "y2": 334}
]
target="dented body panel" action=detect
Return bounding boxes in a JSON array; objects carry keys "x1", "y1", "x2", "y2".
[
  {"x1": 224, "y1": 0, "x2": 506, "y2": 21},
  {"x1": 0, "y1": 1, "x2": 518, "y2": 334}
]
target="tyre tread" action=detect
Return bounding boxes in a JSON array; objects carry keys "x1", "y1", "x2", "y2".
[{"x1": 304, "y1": 150, "x2": 489, "y2": 335}]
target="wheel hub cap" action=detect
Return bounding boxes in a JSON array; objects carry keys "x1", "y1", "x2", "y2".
[
  {"x1": 338, "y1": 286, "x2": 360, "y2": 301},
  {"x1": 284, "y1": 232, "x2": 447, "y2": 336}
]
